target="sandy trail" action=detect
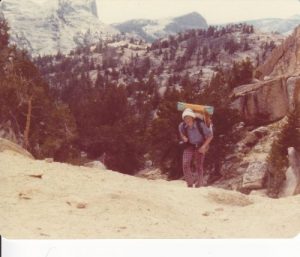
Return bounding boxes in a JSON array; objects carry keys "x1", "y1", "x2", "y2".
[{"x1": 1, "y1": 150, "x2": 300, "y2": 239}]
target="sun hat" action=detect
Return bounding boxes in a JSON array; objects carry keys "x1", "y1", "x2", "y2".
[{"x1": 182, "y1": 108, "x2": 196, "y2": 120}]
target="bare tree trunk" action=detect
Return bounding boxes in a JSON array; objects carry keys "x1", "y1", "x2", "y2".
[{"x1": 24, "y1": 95, "x2": 33, "y2": 150}]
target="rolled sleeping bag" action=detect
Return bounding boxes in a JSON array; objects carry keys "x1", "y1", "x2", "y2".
[
  {"x1": 177, "y1": 102, "x2": 214, "y2": 126},
  {"x1": 177, "y1": 102, "x2": 214, "y2": 115}
]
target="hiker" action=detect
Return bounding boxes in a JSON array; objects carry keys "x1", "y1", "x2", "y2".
[{"x1": 179, "y1": 108, "x2": 213, "y2": 187}]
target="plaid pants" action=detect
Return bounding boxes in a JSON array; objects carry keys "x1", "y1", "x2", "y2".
[{"x1": 182, "y1": 146, "x2": 205, "y2": 187}]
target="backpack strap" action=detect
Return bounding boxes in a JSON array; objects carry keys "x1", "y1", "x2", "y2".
[
  {"x1": 182, "y1": 123, "x2": 188, "y2": 139},
  {"x1": 195, "y1": 118, "x2": 206, "y2": 140},
  {"x1": 181, "y1": 118, "x2": 206, "y2": 142}
]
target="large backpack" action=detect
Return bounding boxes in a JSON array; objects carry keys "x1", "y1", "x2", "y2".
[
  {"x1": 177, "y1": 102, "x2": 214, "y2": 150},
  {"x1": 177, "y1": 102, "x2": 214, "y2": 127},
  {"x1": 180, "y1": 117, "x2": 213, "y2": 153},
  {"x1": 181, "y1": 118, "x2": 206, "y2": 143}
]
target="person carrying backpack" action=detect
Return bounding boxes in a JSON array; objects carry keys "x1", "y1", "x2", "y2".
[{"x1": 178, "y1": 108, "x2": 213, "y2": 188}]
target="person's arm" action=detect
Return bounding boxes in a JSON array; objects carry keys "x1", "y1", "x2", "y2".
[
  {"x1": 178, "y1": 123, "x2": 188, "y2": 142},
  {"x1": 198, "y1": 122, "x2": 213, "y2": 153},
  {"x1": 199, "y1": 135, "x2": 213, "y2": 153}
]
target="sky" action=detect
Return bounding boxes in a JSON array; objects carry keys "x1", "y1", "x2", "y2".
[{"x1": 97, "y1": 0, "x2": 300, "y2": 24}]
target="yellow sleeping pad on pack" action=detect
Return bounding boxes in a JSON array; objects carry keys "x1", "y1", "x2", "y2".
[
  {"x1": 177, "y1": 102, "x2": 214, "y2": 126},
  {"x1": 177, "y1": 102, "x2": 214, "y2": 115}
]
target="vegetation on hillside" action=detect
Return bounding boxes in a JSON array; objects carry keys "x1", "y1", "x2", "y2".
[
  {"x1": 3, "y1": 16, "x2": 292, "y2": 190},
  {"x1": 267, "y1": 104, "x2": 300, "y2": 198},
  {"x1": 0, "y1": 17, "x2": 77, "y2": 160}
]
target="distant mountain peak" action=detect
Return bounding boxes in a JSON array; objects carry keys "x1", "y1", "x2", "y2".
[
  {"x1": 0, "y1": 0, "x2": 117, "y2": 56},
  {"x1": 289, "y1": 14, "x2": 300, "y2": 20},
  {"x1": 57, "y1": 0, "x2": 98, "y2": 18},
  {"x1": 175, "y1": 11, "x2": 205, "y2": 19},
  {"x1": 114, "y1": 12, "x2": 208, "y2": 42}
]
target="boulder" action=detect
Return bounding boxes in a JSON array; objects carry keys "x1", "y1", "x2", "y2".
[
  {"x1": 243, "y1": 133, "x2": 259, "y2": 147},
  {"x1": 280, "y1": 167, "x2": 298, "y2": 197},
  {"x1": 220, "y1": 161, "x2": 243, "y2": 179},
  {"x1": 0, "y1": 137, "x2": 34, "y2": 159},
  {"x1": 225, "y1": 153, "x2": 243, "y2": 162},
  {"x1": 232, "y1": 77, "x2": 289, "y2": 125},
  {"x1": 145, "y1": 160, "x2": 153, "y2": 168},
  {"x1": 280, "y1": 147, "x2": 300, "y2": 197},
  {"x1": 136, "y1": 168, "x2": 168, "y2": 180},
  {"x1": 0, "y1": 121, "x2": 19, "y2": 144},
  {"x1": 84, "y1": 160, "x2": 106, "y2": 170},
  {"x1": 80, "y1": 151, "x2": 88, "y2": 158},
  {"x1": 241, "y1": 161, "x2": 268, "y2": 190},
  {"x1": 286, "y1": 76, "x2": 300, "y2": 112},
  {"x1": 249, "y1": 189, "x2": 268, "y2": 197},
  {"x1": 252, "y1": 126, "x2": 269, "y2": 139},
  {"x1": 232, "y1": 122, "x2": 246, "y2": 133},
  {"x1": 235, "y1": 129, "x2": 263, "y2": 154}
]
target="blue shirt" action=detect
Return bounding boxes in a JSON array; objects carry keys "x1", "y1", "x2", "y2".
[{"x1": 178, "y1": 120, "x2": 213, "y2": 145}]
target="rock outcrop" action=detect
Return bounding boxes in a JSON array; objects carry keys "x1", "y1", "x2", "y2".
[
  {"x1": 241, "y1": 161, "x2": 268, "y2": 190},
  {"x1": 84, "y1": 160, "x2": 106, "y2": 170},
  {"x1": 256, "y1": 25, "x2": 300, "y2": 79},
  {"x1": 114, "y1": 12, "x2": 208, "y2": 42},
  {"x1": 136, "y1": 168, "x2": 168, "y2": 180},
  {"x1": 215, "y1": 119, "x2": 284, "y2": 195},
  {"x1": 287, "y1": 76, "x2": 300, "y2": 111},
  {"x1": 280, "y1": 147, "x2": 300, "y2": 197},
  {"x1": 232, "y1": 77, "x2": 288, "y2": 124},
  {"x1": 0, "y1": 0, "x2": 118, "y2": 56},
  {"x1": 0, "y1": 138, "x2": 34, "y2": 159},
  {"x1": 231, "y1": 25, "x2": 300, "y2": 125},
  {"x1": 232, "y1": 75, "x2": 300, "y2": 125},
  {"x1": 0, "y1": 121, "x2": 19, "y2": 144}
]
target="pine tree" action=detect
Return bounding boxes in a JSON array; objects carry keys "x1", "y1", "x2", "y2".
[
  {"x1": 65, "y1": 78, "x2": 146, "y2": 174},
  {"x1": 0, "y1": 46, "x2": 78, "y2": 159},
  {"x1": 0, "y1": 17, "x2": 9, "y2": 49},
  {"x1": 95, "y1": 70, "x2": 105, "y2": 89},
  {"x1": 147, "y1": 88, "x2": 184, "y2": 179},
  {"x1": 200, "y1": 69, "x2": 240, "y2": 178},
  {"x1": 228, "y1": 59, "x2": 254, "y2": 89}
]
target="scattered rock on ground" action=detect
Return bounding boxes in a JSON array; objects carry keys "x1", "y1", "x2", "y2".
[
  {"x1": 241, "y1": 161, "x2": 268, "y2": 190},
  {"x1": 0, "y1": 138, "x2": 34, "y2": 159},
  {"x1": 136, "y1": 168, "x2": 168, "y2": 180},
  {"x1": 84, "y1": 160, "x2": 106, "y2": 170}
]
